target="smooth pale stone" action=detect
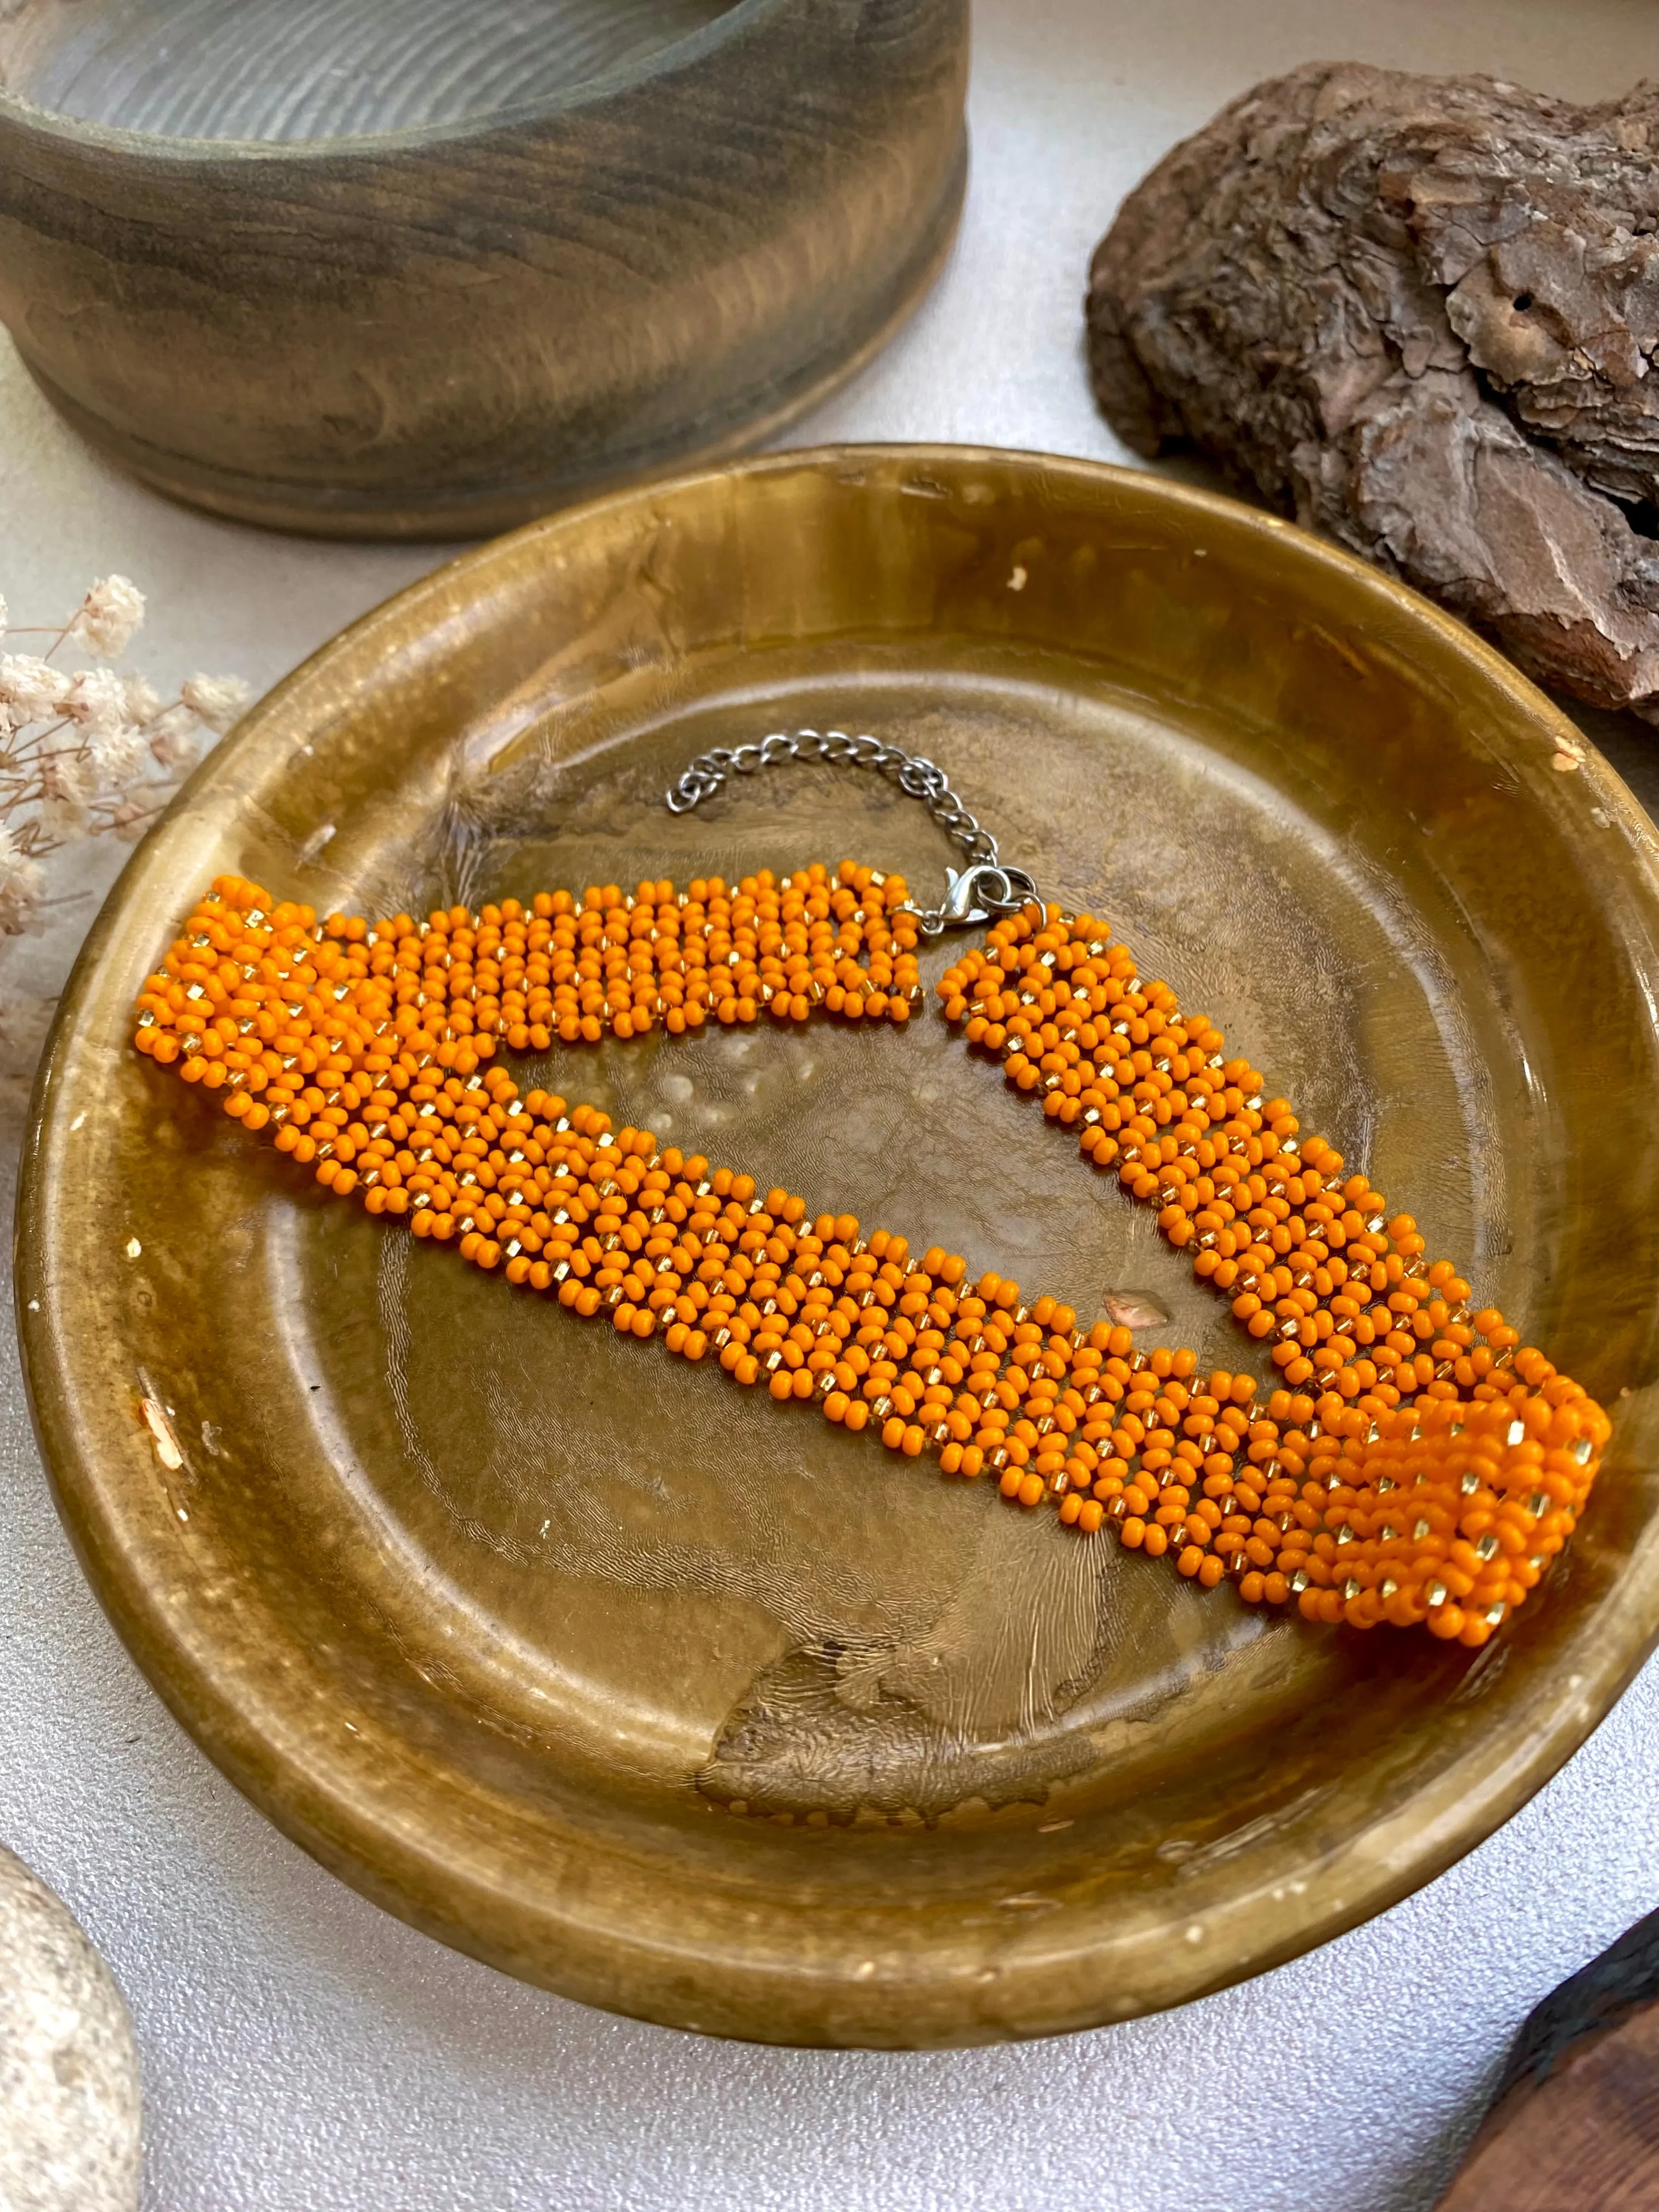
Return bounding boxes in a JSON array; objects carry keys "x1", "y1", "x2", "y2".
[{"x1": 0, "y1": 1844, "x2": 140, "y2": 2212}]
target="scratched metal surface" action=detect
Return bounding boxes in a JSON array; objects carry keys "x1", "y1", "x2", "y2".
[{"x1": 3, "y1": 1, "x2": 1659, "y2": 2206}]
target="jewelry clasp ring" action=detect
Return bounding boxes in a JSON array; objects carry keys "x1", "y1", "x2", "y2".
[{"x1": 911, "y1": 862, "x2": 1042, "y2": 938}]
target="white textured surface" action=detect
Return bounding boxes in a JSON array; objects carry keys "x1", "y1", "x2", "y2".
[
  {"x1": 0, "y1": 1842, "x2": 140, "y2": 2211},
  {"x1": 4, "y1": 4, "x2": 1659, "y2": 2207}
]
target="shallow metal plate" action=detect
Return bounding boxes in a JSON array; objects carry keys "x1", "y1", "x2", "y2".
[{"x1": 19, "y1": 448, "x2": 1659, "y2": 2045}]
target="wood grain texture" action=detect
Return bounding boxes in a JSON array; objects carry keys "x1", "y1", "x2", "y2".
[
  {"x1": 0, "y1": 0, "x2": 967, "y2": 537},
  {"x1": 1441, "y1": 1911, "x2": 1659, "y2": 2210},
  {"x1": 0, "y1": 0, "x2": 731, "y2": 142}
]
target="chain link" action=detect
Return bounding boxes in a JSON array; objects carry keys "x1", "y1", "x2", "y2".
[
  {"x1": 662, "y1": 728, "x2": 1040, "y2": 934},
  {"x1": 665, "y1": 727, "x2": 1000, "y2": 865}
]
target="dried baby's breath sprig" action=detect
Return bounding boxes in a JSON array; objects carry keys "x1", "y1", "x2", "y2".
[
  {"x1": 0, "y1": 571, "x2": 253, "y2": 1088},
  {"x1": 0, "y1": 824, "x2": 44, "y2": 941},
  {"x1": 179, "y1": 673, "x2": 250, "y2": 735},
  {"x1": 69, "y1": 575, "x2": 146, "y2": 661},
  {"x1": 0, "y1": 578, "x2": 250, "y2": 953},
  {"x1": 0, "y1": 577, "x2": 251, "y2": 1076}
]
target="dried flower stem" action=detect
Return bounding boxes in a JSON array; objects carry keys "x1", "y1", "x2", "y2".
[{"x1": 0, "y1": 576, "x2": 251, "y2": 947}]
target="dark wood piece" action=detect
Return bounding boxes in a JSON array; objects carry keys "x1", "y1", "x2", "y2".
[
  {"x1": 1440, "y1": 1909, "x2": 1659, "y2": 2209},
  {"x1": 1087, "y1": 63, "x2": 1659, "y2": 721},
  {"x1": 0, "y1": 0, "x2": 967, "y2": 539}
]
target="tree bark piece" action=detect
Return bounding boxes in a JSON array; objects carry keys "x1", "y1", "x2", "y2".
[
  {"x1": 1438, "y1": 1908, "x2": 1659, "y2": 2210},
  {"x1": 1087, "y1": 62, "x2": 1659, "y2": 720}
]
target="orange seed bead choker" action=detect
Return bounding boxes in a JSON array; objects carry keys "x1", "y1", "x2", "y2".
[{"x1": 131, "y1": 729, "x2": 1611, "y2": 1648}]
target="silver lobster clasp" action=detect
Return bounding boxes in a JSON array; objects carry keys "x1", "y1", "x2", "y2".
[{"x1": 910, "y1": 862, "x2": 1042, "y2": 938}]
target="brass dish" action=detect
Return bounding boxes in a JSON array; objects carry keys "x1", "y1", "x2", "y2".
[
  {"x1": 0, "y1": 1, "x2": 967, "y2": 538},
  {"x1": 18, "y1": 448, "x2": 1659, "y2": 2047}
]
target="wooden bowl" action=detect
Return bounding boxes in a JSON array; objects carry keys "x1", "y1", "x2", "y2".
[
  {"x1": 0, "y1": 1, "x2": 967, "y2": 538},
  {"x1": 20, "y1": 449, "x2": 1659, "y2": 2046}
]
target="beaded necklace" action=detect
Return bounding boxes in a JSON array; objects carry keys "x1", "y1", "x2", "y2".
[{"x1": 129, "y1": 729, "x2": 1610, "y2": 1649}]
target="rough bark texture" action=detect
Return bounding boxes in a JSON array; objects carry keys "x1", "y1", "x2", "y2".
[
  {"x1": 1438, "y1": 1907, "x2": 1659, "y2": 2209},
  {"x1": 1087, "y1": 61, "x2": 1659, "y2": 719}
]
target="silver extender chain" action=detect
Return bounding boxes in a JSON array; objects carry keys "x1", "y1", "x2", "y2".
[{"x1": 661, "y1": 727, "x2": 1040, "y2": 936}]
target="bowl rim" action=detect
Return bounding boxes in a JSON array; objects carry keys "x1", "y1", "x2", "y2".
[
  {"x1": 0, "y1": 0, "x2": 791, "y2": 161},
  {"x1": 18, "y1": 442, "x2": 1659, "y2": 2045}
]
